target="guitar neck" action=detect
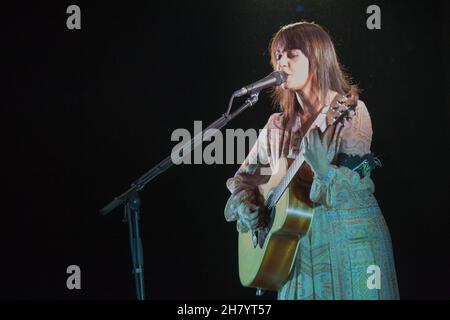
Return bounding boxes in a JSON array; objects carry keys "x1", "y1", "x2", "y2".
[{"x1": 267, "y1": 153, "x2": 305, "y2": 209}]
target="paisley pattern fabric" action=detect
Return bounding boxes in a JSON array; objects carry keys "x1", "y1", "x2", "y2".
[
  {"x1": 225, "y1": 93, "x2": 400, "y2": 300},
  {"x1": 280, "y1": 165, "x2": 399, "y2": 299}
]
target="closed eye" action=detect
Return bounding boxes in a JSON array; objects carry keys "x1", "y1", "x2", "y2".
[
  {"x1": 275, "y1": 50, "x2": 299, "y2": 61},
  {"x1": 287, "y1": 50, "x2": 299, "y2": 59}
]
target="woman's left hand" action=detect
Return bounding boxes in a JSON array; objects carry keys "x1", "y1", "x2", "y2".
[{"x1": 303, "y1": 127, "x2": 335, "y2": 178}]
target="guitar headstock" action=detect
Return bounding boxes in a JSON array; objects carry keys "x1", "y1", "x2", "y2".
[{"x1": 326, "y1": 89, "x2": 358, "y2": 127}]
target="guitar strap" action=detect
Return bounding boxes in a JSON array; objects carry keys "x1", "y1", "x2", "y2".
[{"x1": 337, "y1": 153, "x2": 382, "y2": 178}]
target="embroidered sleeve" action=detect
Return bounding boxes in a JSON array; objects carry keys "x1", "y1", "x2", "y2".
[{"x1": 309, "y1": 100, "x2": 378, "y2": 209}]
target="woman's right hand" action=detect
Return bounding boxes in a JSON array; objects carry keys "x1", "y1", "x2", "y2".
[{"x1": 228, "y1": 189, "x2": 264, "y2": 233}]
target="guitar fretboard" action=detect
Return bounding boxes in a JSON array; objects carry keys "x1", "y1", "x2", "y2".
[{"x1": 267, "y1": 151, "x2": 305, "y2": 209}]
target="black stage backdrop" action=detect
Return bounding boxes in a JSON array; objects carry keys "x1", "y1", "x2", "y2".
[{"x1": 2, "y1": 0, "x2": 449, "y2": 299}]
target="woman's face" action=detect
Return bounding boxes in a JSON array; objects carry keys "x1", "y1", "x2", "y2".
[{"x1": 275, "y1": 47, "x2": 310, "y2": 91}]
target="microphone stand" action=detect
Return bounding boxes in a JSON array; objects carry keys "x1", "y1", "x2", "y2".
[{"x1": 100, "y1": 92, "x2": 260, "y2": 300}]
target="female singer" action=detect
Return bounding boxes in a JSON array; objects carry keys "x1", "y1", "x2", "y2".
[{"x1": 224, "y1": 22, "x2": 399, "y2": 300}]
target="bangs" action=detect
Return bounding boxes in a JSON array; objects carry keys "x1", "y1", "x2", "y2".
[{"x1": 270, "y1": 26, "x2": 306, "y2": 64}]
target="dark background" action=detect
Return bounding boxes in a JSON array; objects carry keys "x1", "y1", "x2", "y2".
[{"x1": 2, "y1": 0, "x2": 449, "y2": 299}]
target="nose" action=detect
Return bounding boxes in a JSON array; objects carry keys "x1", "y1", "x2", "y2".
[{"x1": 277, "y1": 53, "x2": 288, "y2": 71}]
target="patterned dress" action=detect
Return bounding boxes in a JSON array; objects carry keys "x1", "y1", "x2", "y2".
[{"x1": 224, "y1": 93, "x2": 400, "y2": 300}]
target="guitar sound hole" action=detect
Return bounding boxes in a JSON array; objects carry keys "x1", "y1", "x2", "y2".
[
  {"x1": 266, "y1": 205, "x2": 276, "y2": 230},
  {"x1": 257, "y1": 206, "x2": 276, "y2": 248}
]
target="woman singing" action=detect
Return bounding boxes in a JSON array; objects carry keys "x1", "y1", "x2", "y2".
[{"x1": 224, "y1": 22, "x2": 399, "y2": 300}]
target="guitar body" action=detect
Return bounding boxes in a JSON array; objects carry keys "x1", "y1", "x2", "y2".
[{"x1": 238, "y1": 157, "x2": 314, "y2": 291}]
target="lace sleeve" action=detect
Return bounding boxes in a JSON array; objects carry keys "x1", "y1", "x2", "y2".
[{"x1": 309, "y1": 100, "x2": 378, "y2": 209}]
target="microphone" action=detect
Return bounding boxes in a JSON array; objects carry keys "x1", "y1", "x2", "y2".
[{"x1": 233, "y1": 71, "x2": 287, "y2": 97}]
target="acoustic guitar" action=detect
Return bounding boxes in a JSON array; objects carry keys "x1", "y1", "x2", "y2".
[{"x1": 238, "y1": 91, "x2": 358, "y2": 293}]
